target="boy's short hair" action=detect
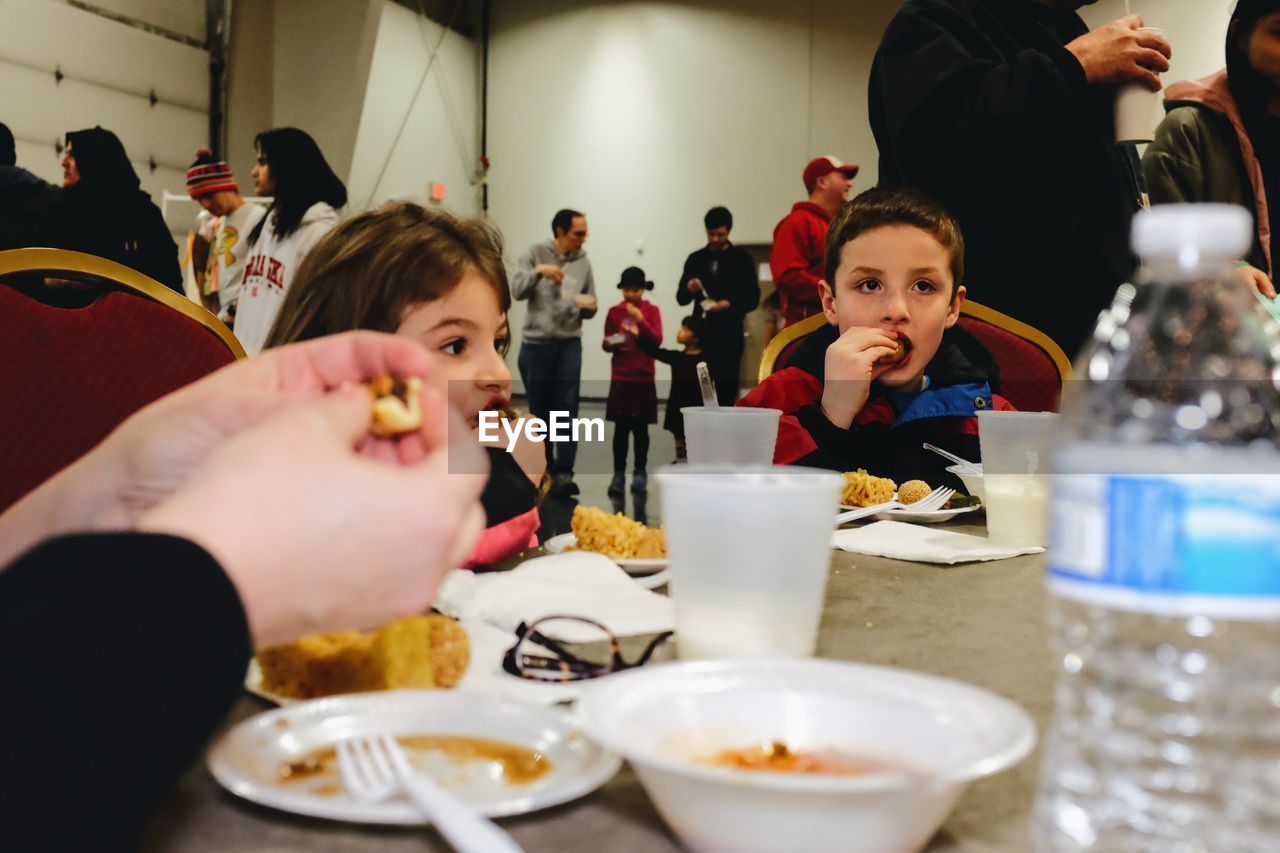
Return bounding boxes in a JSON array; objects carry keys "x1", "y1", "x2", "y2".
[
  {"x1": 551, "y1": 208, "x2": 583, "y2": 236},
  {"x1": 823, "y1": 186, "x2": 964, "y2": 292},
  {"x1": 681, "y1": 314, "x2": 708, "y2": 342},
  {"x1": 704, "y1": 206, "x2": 732, "y2": 230}
]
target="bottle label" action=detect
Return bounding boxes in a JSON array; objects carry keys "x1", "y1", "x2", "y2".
[{"x1": 1049, "y1": 474, "x2": 1280, "y2": 618}]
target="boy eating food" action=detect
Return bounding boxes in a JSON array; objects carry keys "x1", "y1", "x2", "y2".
[{"x1": 738, "y1": 186, "x2": 1013, "y2": 487}]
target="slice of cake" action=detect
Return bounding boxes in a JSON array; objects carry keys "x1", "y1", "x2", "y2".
[{"x1": 256, "y1": 614, "x2": 468, "y2": 700}]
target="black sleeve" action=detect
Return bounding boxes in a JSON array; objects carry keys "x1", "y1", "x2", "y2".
[
  {"x1": 0, "y1": 533, "x2": 252, "y2": 853},
  {"x1": 481, "y1": 446, "x2": 538, "y2": 526},
  {"x1": 636, "y1": 336, "x2": 681, "y2": 366},
  {"x1": 143, "y1": 204, "x2": 184, "y2": 293},
  {"x1": 728, "y1": 249, "x2": 761, "y2": 317},
  {"x1": 676, "y1": 254, "x2": 697, "y2": 306},
  {"x1": 873, "y1": 3, "x2": 1090, "y2": 176}
]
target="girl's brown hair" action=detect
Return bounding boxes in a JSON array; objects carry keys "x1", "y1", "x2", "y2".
[{"x1": 264, "y1": 201, "x2": 510, "y2": 347}]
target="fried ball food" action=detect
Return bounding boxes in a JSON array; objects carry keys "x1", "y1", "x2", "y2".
[
  {"x1": 897, "y1": 480, "x2": 932, "y2": 505},
  {"x1": 874, "y1": 340, "x2": 907, "y2": 366}
]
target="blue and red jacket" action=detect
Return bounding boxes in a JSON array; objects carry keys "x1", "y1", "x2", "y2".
[{"x1": 738, "y1": 322, "x2": 1014, "y2": 489}]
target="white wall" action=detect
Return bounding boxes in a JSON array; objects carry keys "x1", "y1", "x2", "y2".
[
  {"x1": 488, "y1": 0, "x2": 1244, "y2": 385},
  {"x1": 488, "y1": 0, "x2": 900, "y2": 384},
  {"x1": 347, "y1": 0, "x2": 482, "y2": 214},
  {"x1": 0, "y1": 0, "x2": 208, "y2": 212}
]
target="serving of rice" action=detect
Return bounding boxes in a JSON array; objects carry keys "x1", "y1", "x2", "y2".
[{"x1": 571, "y1": 506, "x2": 666, "y2": 559}]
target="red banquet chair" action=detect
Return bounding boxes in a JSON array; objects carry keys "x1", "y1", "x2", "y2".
[
  {"x1": 0, "y1": 248, "x2": 244, "y2": 512},
  {"x1": 756, "y1": 300, "x2": 1071, "y2": 413}
]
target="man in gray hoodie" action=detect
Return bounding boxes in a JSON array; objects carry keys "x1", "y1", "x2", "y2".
[{"x1": 513, "y1": 208, "x2": 598, "y2": 495}]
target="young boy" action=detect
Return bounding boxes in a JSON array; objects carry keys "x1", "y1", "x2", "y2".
[
  {"x1": 638, "y1": 314, "x2": 709, "y2": 462},
  {"x1": 738, "y1": 186, "x2": 1013, "y2": 488}
]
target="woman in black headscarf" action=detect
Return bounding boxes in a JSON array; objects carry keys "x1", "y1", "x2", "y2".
[
  {"x1": 43, "y1": 126, "x2": 182, "y2": 291},
  {"x1": 1144, "y1": 0, "x2": 1280, "y2": 298}
]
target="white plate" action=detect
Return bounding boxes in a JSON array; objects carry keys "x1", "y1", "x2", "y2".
[
  {"x1": 872, "y1": 503, "x2": 982, "y2": 524},
  {"x1": 544, "y1": 532, "x2": 666, "y2": 574},
  {"x1": 208, "y1": 690, "x2": 621, "y2": 824}
]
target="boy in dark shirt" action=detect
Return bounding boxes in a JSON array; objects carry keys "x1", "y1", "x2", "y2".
[{"x1": 638, "y1": 314, "x2": 708, "y2": 462}]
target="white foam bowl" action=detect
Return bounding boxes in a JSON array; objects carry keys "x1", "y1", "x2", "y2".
[
  {"x1": 577, "y1": 658, "x2": 1034, "y2": 853},
  {"x1": 947, "y1": 463, "x2": 985, "y2": 503}
]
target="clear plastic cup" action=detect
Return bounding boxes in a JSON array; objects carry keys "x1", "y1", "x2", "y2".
[
  {"x1": 681, "y1": 407, "x2": 781, "y2": 464},
  {"x1": 977, "y1": 410, "x2": 1059, "y2": 547},
  {"x1": 1114, "y1": 27, "x2": 1165, "y2": 144},
  {"x1": 656, "y1": 465, "x2": 843, "y2": 659}
]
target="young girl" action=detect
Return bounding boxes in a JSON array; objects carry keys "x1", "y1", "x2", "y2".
[
  {"x1": 638, "y1": 314, "x2": 708, "y2": 463},
  {"x1": 264, "y1": 201, "x2": 543, "y2": 568},
  {"x1": 235, "y1": 127, "x2": 347, "y2": 355},
  {"x1": 602, "y1": 266, "x2": 662, "y2": 494}
]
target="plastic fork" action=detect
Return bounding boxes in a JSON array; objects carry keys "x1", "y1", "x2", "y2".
[
  {"x1": 336, "y1": 734, "x2": 524, "y2": 853},
  {"x1": 834, "y1": 486, "x2": 956, "y2": 526}
]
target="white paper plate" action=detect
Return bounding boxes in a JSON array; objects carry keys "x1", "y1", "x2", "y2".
[
  {"x1": 872, "y1": 503, "x2": 982, "y2": 524},
  {"x1": 543, "y1": 532, "x2": 666, "y2": 574},
  {"x1": 208, "y1": 690, "x2": 620, "y2": 824}
]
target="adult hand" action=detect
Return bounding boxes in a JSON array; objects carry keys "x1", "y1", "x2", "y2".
[
  {"x1": 1238, "y1": 264, "x2": 1277, "y2": 299},
  {"x1": 0, "y1": 332, "x2": 440, "y2": 566},
  {"x1": 1066, "y1": 15, "x2": 1171, "y2": 92},
  {"x1": 704, "y1": 299, "x2": 732, "y2": 313},
  {"x1": 687, "y1": 277, "x2": 704, "y2": 294},
  {"x1": 535, "y1": 263, "x2": 565, "y2": 284},
  {"x1": 139, "y1": 387, "x2": 487, "y2": 647},
  {"x1": 819, "y1": 326, "x2": 900, "y2": 429}
]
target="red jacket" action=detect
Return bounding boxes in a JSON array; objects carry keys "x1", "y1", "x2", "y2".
[
  {"x1": 770, "y1": 201, "x2": 830, "y2": 327},
  {"x1": 602, "y1": 300, "x2": 662, "y2": 382},
  {"x1": 738, "y1": 323, "x2": 1015, "y2": 489}
]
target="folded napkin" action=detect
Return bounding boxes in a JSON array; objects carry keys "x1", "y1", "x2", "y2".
[
  {"x1": 435, "y1": 551, "x2": 675, "y2": 641},
  {"x1": 831, "y1": 520, "x2": 1044, "y2": 564}
]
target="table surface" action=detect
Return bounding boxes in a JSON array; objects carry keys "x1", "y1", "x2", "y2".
[{"x1": 140, "y1": 523, "x2": 1054, "y2": 852}]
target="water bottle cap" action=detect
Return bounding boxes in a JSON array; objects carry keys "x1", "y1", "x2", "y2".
[{"x1": 1131, "y1": 203, "x2": 1252, "y2": 260}]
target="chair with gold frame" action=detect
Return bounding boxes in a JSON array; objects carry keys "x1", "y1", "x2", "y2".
[
  {"x1": 756, "y1": 300, "x2": 1071, "y2": 413},
  {"x1": 0, "y1": 248, "x2": 244, "y2": 511}
]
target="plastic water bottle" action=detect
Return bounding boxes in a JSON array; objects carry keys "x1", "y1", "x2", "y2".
[{"x1": 1034, "y1": 204, "x2": 1280, "y2": 851}]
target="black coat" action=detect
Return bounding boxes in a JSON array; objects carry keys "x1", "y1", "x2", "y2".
[
  {"x1": 0, "y1": 165, "x2": 61, "y2": 251},
  {"x1": 42, "y1": 186, "x2": 183, "y2": 292},
  {"x1": 676, "y1": 244, "x2": 760, "y2": 347},
  {"x1": 870, "y1": 0, "x2": 1144, "y2": 359}
]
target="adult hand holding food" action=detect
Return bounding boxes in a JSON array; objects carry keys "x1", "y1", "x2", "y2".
[
  {"x1": 820, "y1": 326, "x2": 902, "y2": 430},
  {"x1": 1066, "y1": 14, "x2": 1171, "y2": 92},
  {"x1": 535, "y1": 262, "x2": 565, "y2": 284},
  {"x1": 139, "y1": 381, "x2": 486, "y2": 647},
  {"x1": 0, "y1": 332, "x2": 448, "y2": 566}
]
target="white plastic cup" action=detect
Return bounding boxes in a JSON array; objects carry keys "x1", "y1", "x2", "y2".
[
  {"x1": 681, "y1": 406, "x2": 780, "y2": 464},
  {"x1": 657, "y1": 465, "x2": 843, "y2": 660},
  {"x1": 1114, "y1": 27, "x2": 1165, "y2": 144},
  {"x1": 977, "y1": 411, "x2": 1059, "y2": 547}
]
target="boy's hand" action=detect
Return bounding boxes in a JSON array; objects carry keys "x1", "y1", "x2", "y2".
[{"x1": 820, "y1": 327, "x2": 900, "y2": 429}]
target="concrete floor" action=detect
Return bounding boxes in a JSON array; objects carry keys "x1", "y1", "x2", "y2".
[{"x1": 517, "y1": 398, "x2": 676, "y2": 540}]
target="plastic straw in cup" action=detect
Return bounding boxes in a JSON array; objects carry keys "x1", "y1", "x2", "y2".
[{"x1": 696, "y1": 362, "x2": 718, "y2": 411}]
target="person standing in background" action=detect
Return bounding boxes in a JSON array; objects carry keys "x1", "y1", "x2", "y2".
[
  {"x1": 770, "y1": 156, "x2": 858, "y2": 328},
  {"x1": 234, "y1": 128, "x2": 346, "y2": 355},
  {"x1": 0, "y1": 121, "x2": 60, "y2": 251},
  {"x1": 677, "y1": 206, "x2": 760, "y2": 404},
  {"x1": 1144, "y1": 0, "x2": 1280, "y2": 299},
  {"x1": 185, "y1": 148, "x2": 266, "y2": 324},
  {"x1": 512, "y1": 208, "x2": 598, "y2": 496},
  {"x1": 870, "y1": 0, "x2": 1172, "y2": 358},
  {"x1": 43, "y1": 126, "x2": 181, "y2": 292}
]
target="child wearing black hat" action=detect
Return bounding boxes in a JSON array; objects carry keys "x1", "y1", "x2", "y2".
[
  {"x1": 602, "y1": 266, "x2": 663, "y2": 493},
  {"x1": 638, "y1": 314, "x2": 708, "y2": 463}
]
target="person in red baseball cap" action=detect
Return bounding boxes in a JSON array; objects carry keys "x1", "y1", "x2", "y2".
[{"x1": 770, "y1": 155, "x2": 859, "y2": 327}]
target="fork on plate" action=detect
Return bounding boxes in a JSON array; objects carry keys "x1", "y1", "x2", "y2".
[
  {"x1": 834, "y1": 486, "x2": 955, "y2": 526},
  {"x1": 336, "y1": 733, "x2": 524, "y2": 853}
]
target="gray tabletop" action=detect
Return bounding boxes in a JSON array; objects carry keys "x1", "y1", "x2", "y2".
[{"x1": 140, "y1": 524, "x2": 1053, "y2": 852}]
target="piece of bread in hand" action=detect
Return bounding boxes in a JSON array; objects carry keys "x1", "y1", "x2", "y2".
[{"x1": 368, "y1": 375, "x2": 423, "y2": 436}]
